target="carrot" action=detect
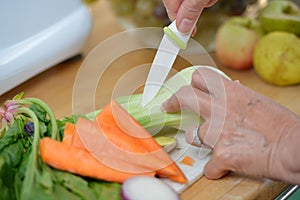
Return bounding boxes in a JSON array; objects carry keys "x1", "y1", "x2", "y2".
[
  {"x1": 62, "y1": 122, "x2": 85, "y2": 150},
  {"x1": 47, "y1": 100, "x2": 187, "y2": 184},
  {"x1": 39, "y1": 137, "x2": 155, "y2": 183},
  {"x1": 94, "y1": 103, "x2": 176, "y2": 176},
  {"x1": 71, "y1": 127, "x2": 85, "y2": 149},
  {"x1": 95, "y1": 103, "x2": 148, "y2": 153},
  {"x1": 180, "y1": 155, "x2": 195, "y2": 167},
  {"x1": 62, "y1": 122, "x2": 75, "y2": 145},
  {"x1": 61, "y1": 118, "x2": 169, "y2": 175},
  {"x1": 111, "y1": 100, "x2": 187, "y2": 183},
  {"x1": 107, "y1": 100, "x2": 147, "y2": 139},
  {"x1": 94, "y1": 100, "x2": 187, "y2": 183},
  {"x1": 76, "y1": 117, "x2": 169, "y2": 174}
]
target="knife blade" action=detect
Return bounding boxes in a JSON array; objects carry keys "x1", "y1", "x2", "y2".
[{"x1": 141, "y1": 20, "x2": 194, "y2": 107}]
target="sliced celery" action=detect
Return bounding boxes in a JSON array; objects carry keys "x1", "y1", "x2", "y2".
[{"x1": 85, "y1": 66, "x2": 229, "y2": 134}]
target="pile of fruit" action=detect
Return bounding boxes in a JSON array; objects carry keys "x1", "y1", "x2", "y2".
[
  {"x1": 215, "y1": 0, "x2": 300, "y2": 86},
  {"x1": 108, "y1": 0, "x2": 169, "y2": 27},
  {"x1": 109, "y1": 0, "x2": 259, "y2": 51}
]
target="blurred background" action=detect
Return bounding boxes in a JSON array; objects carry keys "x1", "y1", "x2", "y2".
[
  {"x1": 105, "y1": 0, "x2": 300, "y2": 51},
  {"x1": 107, "y1": 0, "x2": 263, "y2": 51}
]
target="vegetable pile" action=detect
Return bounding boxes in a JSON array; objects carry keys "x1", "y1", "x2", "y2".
[
  {"x1": 0, "y1": 66, "x2": 217, "y2": 199},
  {"x1": 0, "y1": 92, "x2": 122, "y2": 200},
  {"x1": 40, "y1": 100, "x2": 187, "y2": 184}
]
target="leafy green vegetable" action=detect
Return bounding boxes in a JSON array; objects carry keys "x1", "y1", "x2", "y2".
[
  {"x1": 89, "y1": 181, "x2": 122, "y2": 200},
  {"x1": 0, "y1": 157, "x2": 17, "y2": 200},
  {"x1": 0, "y1": 140, "x2": 23, "y2": 168},
  {"x1": 53, "y1": 170, "x2": 97, "y2": 200},
  {"x1": 0, "y1": 119, "x2": 25, "y2": 152},
  {"x1": 0, "y1": 93, "x2": 123, "y2": 200}
]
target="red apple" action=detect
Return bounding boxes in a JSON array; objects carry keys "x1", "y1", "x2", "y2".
[{"x1": 215, "y1": 17, "x2": 263, "y2": 70}]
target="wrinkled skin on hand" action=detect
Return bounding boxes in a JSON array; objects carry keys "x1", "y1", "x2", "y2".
[{"x1": 162, "y1": 67, "x2": 300, "y2": 185}]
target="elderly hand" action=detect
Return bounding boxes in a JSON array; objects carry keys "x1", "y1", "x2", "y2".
[
  {"x1": 162, "y1": 67, "x2": 300, "y2": 185},
  {"x1": 163, "y1": 0, "x2": 217, "y2": 33}
]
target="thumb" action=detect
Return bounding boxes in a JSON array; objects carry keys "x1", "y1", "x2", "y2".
[
  {"x1": 176, "y1": 5, "x2": 202, "y2": 34},
  {"x1": 176, "y1": 0, "x2": 217, "y2": 34},
  {"x1": 203, "y1": 153, "x2": 230, "y2": 179}
]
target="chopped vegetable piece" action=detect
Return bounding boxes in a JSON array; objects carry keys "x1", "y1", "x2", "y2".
[
  {"x1": 180, "y1": 155, "x2": 195, "y2": 167},
  {"x1": 154, "y1": 136, "x2": 178, "y2": 153},
  {"x1": 121, "y1": 176, "x2": 179, "y2": 200}
]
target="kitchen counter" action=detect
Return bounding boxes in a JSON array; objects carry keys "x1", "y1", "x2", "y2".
[{"x1": 1, "y1": 0, "x2": 299, "y2": 199}]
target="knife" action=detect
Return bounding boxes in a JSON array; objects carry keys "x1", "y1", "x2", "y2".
[{"x1": 141, "y1": 20, "x2": 194, "y2": 107}]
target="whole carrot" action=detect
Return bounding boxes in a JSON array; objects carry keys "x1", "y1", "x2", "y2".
[
  {"x1": 76, "y1": 118, "x2": 171, "y2": 175},
  {"x1": 39, "y1": 137, "x2": 155, "y2": 183}
]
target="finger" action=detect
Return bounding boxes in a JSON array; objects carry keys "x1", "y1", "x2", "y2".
[
  {"x1": 161, "y1": 85, "x2": 211, "y2": 117},
  {"x1": 162, "y1": 0, "x2": 183, "y2": 21},
  {"x1": 185, "y1": 120, "x2": 223, "y2": 149},
  {"x1": 191, "y1": 26, "x2": 197, "y2": 37},
  {"x1": 191, "y1": 67, "x2": 230, "y2": 96},
  {"x1": 176, "y1": 0, "x2": 204, "y2": 34},
  {"x1": 185, "y1": 126, "x2": 202, "y2": 147},
  {"x1": 191, "y1": 69, "x2": 209, "y2": 93},
  {"x1": 185, "y1": 123, "x2": 212, "y2": 148},
  {"x1": 203, "y1": 154, "x2": 230, "y2": 179}
]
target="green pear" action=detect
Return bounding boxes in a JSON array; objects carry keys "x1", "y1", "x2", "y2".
[
  {"x1": 253, "y1": 31, "x2": 300, "y2": 86},
  {"x1": 260, "y1": 0, "x2": 300, "y2": 36}
]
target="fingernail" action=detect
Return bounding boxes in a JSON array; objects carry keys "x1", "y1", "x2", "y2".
[
  {"x1": 192, "y1": 126, "x2": 202, "y2": 146},
  {"x1": 185, "y1": 126, "x2": 202, "y2": 147},
  {"x1": 178, "y1": 18, "x2": 194, "y2": 34}
]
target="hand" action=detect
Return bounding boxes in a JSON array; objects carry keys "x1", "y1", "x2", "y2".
[
  {"x1": 162, "y1": 67, "x2": 300, "y2": 184},
  {"x1": 163, "y1": 0, "x2": 217, "y2": 34}
]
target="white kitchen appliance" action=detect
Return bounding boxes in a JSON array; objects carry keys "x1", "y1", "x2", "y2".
[{"x1": 0, "y1": 0, "x2": 92, "y2": 95}]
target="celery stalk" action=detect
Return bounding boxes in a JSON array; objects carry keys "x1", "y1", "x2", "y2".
[
  {"x1": 85, "y1": 66, "x2": 230, "y2": 134},
  {"x1": 85, "y1": 66, "x2": 209, "y2": 133}
]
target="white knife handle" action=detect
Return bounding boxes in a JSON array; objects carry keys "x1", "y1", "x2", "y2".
[{"x1": 163, "y1": 20, "x2": 194, "y2": 49}]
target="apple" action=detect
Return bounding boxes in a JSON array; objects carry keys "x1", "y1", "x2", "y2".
[
  {"x1": 215, "y1": 17, "x2": 263, "y2": 70},
  {"x1": 253, "y1": 31, "x2": 300, "y2": 86},
  {"x1": 259, "y1": 0, "x2": 300, "y2": 36}
]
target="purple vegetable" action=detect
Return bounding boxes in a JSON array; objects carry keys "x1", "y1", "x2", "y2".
[
  {"x1": 24, "y1": 121, "x2": 34, "y2": 136},
  {"x1": 121, "y1": 176, "x2": 179, "y2": 200}
]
